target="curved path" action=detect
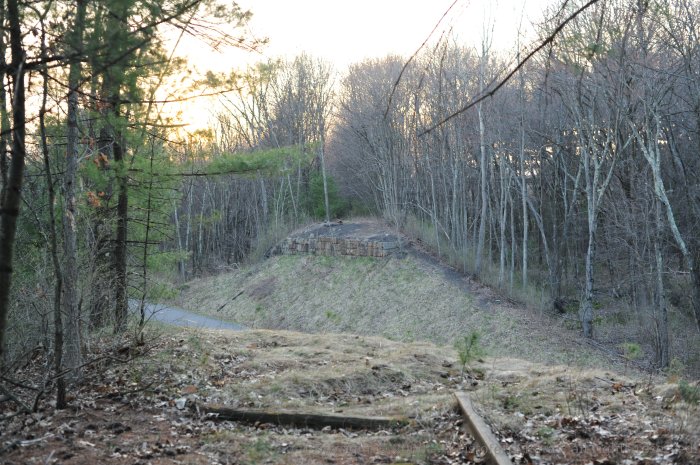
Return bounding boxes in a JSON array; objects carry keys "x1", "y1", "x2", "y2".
[{"x1": 129, "y1": 299, "x2": 246, "y2": 331}]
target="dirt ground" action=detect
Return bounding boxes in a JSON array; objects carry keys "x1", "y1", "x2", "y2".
[
  {"x1": 1, "y1": 328, "x2": 698, "y2": 465},
  {"x1": 0, "y1": 328, "x2": 483, "y2": 465}
]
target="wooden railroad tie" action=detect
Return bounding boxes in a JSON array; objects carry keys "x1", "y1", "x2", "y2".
[
  {"x1": 454, "y1": 392, "x2": 511, "y2": 465},
  {"x1": 196, "y1": 403, "x2": 409, "y2": 430}
]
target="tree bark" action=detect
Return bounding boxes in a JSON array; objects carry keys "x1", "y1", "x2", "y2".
[
  {"x1": 654, "y1": 199, "x2": 669, "y2": 369},
  {"x1": 631, "y1": 121, "x2": 700, "y2": 333},
  {"x1": 38, "y1": 23, "x2": 67, "y2": 407},
  {"x1": 693, "y1": 252, "x2": 700, "y2": 334},
  {"x1": 113, "y1": 136, "x2": 129, "y2": 333},
  {"x1": 63, "y1": 0, "x2": 86, "y2": 379},
  {"x1": 0, "y1": 0, "x2": 26, "y2": 365},
  {"x1": 0, "y1": 3, "x2": 9, "y2": 207},
  {"x1": 475, "y1": 75, "x2": 488, "y2": 276},
  {"x1": 319, "y1": 126, "x2": 331, "y2": 224},
  {"x1": 581, "y1": 221, "x2": 596, "y2": 339},
  {"x1": 519, "y1": 63, "x2": 528, "y2": 289},
  {"x1": 198, "y1": 404, "x2": 407, "y2": 430}
]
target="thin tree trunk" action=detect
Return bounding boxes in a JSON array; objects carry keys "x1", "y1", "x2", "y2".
[
  {"x1": 474, "y1": 33, "x2": 491, "y2": 276},
  {"x1": 87, "y1": 5, "x2": 112, "y2": 330},
  {"x1": 173, "y1": 202, "x2": 186, "y2": 280},
  {"x1": 63, "y1": 0, "x2": 86, "y2": 378},
  {"x1": 582, "y1": 221, "x2": 596, "y2": 338},
  {"x1": 320, "y1": 131, "x2": 331, "y2": 224},
  {"x1": 113, "y1": 136, "x2": 129, "y2": 333},
  {"x1": 580, "y1": 141, "x2": 597, "y2": 339},
  {"x1": 38, "y1": 29, "x2": 66, "y2": 407},
  {"x1": 0, "y1": 3, "x2": 9, "y2": 206},
  {"x1": 632, "y1": 122, "x2": 700, "y2": 333},
  {"x1": 692, "y1": 253, "x2": 700, "y2": 335},
  {"x1": 519, "y1": 103, "x2": 528, "y2": 289},
  {"x1": 516, "y1": 38, "x2": 529, "y2": 290},
  {"x1": 139, "y1": 142, "x2": 156, "y2": 329},
  {"x1": 476, "y1": 100, "x2": 488, "y2": 275},
  {"x1": 654, "y1": 198, "x2": 669, "y2": 369},
  {"x1": 509, "y1": 193, "x2": 515, "y2": 291},
  {"x1": 498, "y1": 160, "x2": 510, "y2": 287}
]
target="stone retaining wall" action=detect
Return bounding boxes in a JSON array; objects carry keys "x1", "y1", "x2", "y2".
[{"x1": 271, "y1": 235, "x2": 402, "y2": 258}]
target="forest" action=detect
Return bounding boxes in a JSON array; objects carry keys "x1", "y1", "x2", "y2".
[{"x1": 1, "y1": 0, "x2": 700, "y2": 416}]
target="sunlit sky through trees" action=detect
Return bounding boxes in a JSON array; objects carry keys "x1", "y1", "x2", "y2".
[{"x1": 163, "y1": 0, "x2": 552, "y2": 134}]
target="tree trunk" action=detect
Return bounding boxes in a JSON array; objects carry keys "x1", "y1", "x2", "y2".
[
  {"x1": 632, "y1": 122, "x2": 700, "y2": 333},
  {"x1": 475, "y1": 103, "x2": 488, "y2": 275},
  {"x1": 0, "y1": 3, "x2": 9, "y2": 207},
  {"x1": 319, "y1": 131, "x2": 331, "y2": 224},
  {"x1": 518, "y1": 48, "x2": 529, "y2": 289},
  {"x1": 38, "y1": 28, "x2": 66, "y2": 407},
  {"x1": 519, "y1": 118, "x2": 528, "y2": 289},
  {"x1": 139, "y1": 144, "x2": 156, "y2": 329},
  {"x1": 498, "y1": 161, "x2": 509, "y2": 287},
  {"x1": 0, "y1": 0, "x2": 26, "y2": 364},
  {"x1": 88, "y1": 83, "x2": 114, "y2": 329},
  {"x1": 692, "y1": 252, "x2": 700, "y2": 334},
  {"x1": 63, "y1": 0, "x2": 86, "y2": 378},
  {"x1": 654, "y1": 200, "x2": 669, "y2": 368},
  {"x1": 580, "y1": 146, "x2": 597, "y2": 339},
  {"x1": 581, "y1": 224, "x2": 596, "y2": 339},
  {"x1": 113, "y1": 137, "x2": 129, "y2": 333}
]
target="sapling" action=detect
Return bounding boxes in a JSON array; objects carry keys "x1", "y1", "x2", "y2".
[{"x1": 455, "y1": 331, "x2": 485, "y2": 378}]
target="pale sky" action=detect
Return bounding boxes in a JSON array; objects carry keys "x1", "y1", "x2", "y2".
[{"x1": 166, "y1": 0, "x2": 555, "y2": 132}]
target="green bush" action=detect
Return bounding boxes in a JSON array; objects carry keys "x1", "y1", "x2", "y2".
[
  {"x1": 678, "y1": 379, "x2": 700, "y2": 405},
  {"x1": 455, "y1": 331, "x2": 485, "y2": 376}
]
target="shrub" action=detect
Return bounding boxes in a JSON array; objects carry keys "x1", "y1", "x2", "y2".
[{"x1": 455, "y1": 331, "x2": 485, "y2": 376}]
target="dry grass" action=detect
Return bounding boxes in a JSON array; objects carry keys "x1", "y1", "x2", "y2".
[
  {"x1": 175, "y1": 254, "x2": 618, "y2": 370},
  {"x1": 466, "y1": 357, "x2": 700, "y2": 464},
  {"x1": 162, "y1": 329, "x2": 459, "y2": 418},
  {"x1": 137, "y1": 328, "x2": 472, "y2": 465},
  {"x1": 135, "y1": 330, "x2": 700, "y2": 464},
  {"x1": 150, "y1": 328, "x2": 699, "y2": 464},
  {"x1": 4, "y1": 323, "x2": 697, "y2": 465}
]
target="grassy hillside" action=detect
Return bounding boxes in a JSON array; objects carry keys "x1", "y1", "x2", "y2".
[{"x1": 176, "y1": 253, "x2": 615, "y2": 369}]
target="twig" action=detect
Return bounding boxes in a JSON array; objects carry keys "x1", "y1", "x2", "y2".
[
  {"x1": 0, "y1": 375, "x2": 39, "y2": 391},
  {"x1": 19, "y1": 434, "x2": 54, "y2": 447},
  {"x1": 0, "y1": 383, "x2": 31, "y2": 413},
  {"x1": 32, "y1": 387, "x2": 46, "y2": 413},
  {"x1": 384, "y1": 0, "x2": 460, "y2": 119},
  {"x1": 216, "y1": 290, "x2": 244, "y2": 312},
  {"x1": 43, "y1": 450, "x2": 55, "y2": 465},
  {"x1": 0, "y1": 345, "x2": 45, "y2": 378},
  {"x1": 419, "y1": 0, "x2": 603, "y2": 136}
]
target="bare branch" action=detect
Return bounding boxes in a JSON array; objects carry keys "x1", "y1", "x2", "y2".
[{"x1": 419, "y1": 0, "x2": 603, "y2": 137}]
